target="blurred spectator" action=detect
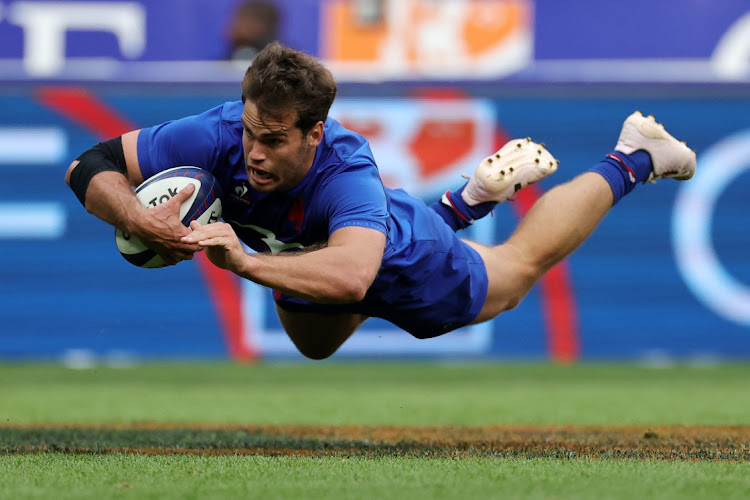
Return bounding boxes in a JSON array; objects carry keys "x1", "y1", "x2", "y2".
[{"x1": 227, "y1": 1, "x2": 280, "y2": 62}]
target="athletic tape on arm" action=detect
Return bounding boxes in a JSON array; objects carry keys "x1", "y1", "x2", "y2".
[{"x1": 70, "y1": 136, "x2": 128, "y2": 206}]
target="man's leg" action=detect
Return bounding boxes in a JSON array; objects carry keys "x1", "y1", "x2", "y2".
[
  {"x1": 275, "y1": 305, "x2": 367, "y2": 359},
  {"x1": 431, "y1": 138, "x2": 559, "y2": 231},
  {"x1": 467, "y1": 111, "x2": 696, "y2": 322},
  {"x1": 466, "y1": 172, "x2": 612, "y2": 321}
]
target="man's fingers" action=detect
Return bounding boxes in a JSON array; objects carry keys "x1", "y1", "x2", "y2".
[
  {"x1": 196, "y1": 236, "x2": 228, "y2": 248},
  {"x1": 181, "y1": 231, "x2": 203, "y2": 244},
  {"x1": 169, "y1": 183, "x2": 196, "y2": 206},
  {"x1": 182, "y1": 220, "x2": 203, "y2": 240},
  {"x1": 180, "y1": 242, "x2": 203, "y2": 253},
  {"x1": 181, "y1": 222, "x2": 224, "y2": 244}
]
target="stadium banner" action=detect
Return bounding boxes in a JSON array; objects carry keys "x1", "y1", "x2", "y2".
[
  {"x1": 0, "y1": 0, "x2": 749, "y2": 81},
  {"x1": 0, "y1": 84, "x2": 749, "y2": 362}
]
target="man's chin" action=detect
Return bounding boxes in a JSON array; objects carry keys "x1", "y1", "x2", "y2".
[{"x1": 248, "y1": 177, "x2": 276, "y2": 192}]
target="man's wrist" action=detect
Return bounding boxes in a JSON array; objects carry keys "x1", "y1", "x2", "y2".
[
  {"x1": 123, "y1": 204, "x2": 151, "y2": 237},
  {"x1": 234, "y1": 252, "x2": 259, "y2": 279}
]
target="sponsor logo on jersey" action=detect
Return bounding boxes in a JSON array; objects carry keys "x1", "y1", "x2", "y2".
[{"x1": 231, "y1": 181, "x2": 252, "y2": 205}]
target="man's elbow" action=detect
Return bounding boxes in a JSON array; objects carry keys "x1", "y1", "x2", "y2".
[
  {"x1": 340, "y1": 282, "x2": 368, "y2": 303},
  {"x1": 65, "y1": 160, "x2": 79, "y2": 187},
  {"x1": 334, "y1": 266, "x2": 378, "y2": 303}
]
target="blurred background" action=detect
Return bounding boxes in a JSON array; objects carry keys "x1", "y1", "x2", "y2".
[{"x1": 0, "y1": 0, "x2": 748, "y2": 364}]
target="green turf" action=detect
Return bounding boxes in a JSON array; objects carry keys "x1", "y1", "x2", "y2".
[
  {"x1": 2, "y1": 362, "x2": 749, "y2": 498},
  {"x1": 1, "y1": 362, "x2": 749, "y2": 425},
  {"x1": 1, "y1": 454, "x2": 749, "y2": 500}
]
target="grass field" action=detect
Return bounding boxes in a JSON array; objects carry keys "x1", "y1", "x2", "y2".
[{"x1": 1, "y1": 362, "x2": 749, "y2": 499}]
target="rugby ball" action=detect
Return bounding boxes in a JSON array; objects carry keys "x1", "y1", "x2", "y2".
[{"x1": 115, "y1": 166, "x2": 223, "y2": 268}]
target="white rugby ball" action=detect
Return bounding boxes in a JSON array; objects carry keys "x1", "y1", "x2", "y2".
[{"x1": 115, "y1": 166, "x2": 223, "y2": 268}]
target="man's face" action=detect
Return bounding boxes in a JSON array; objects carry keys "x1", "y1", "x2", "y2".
[{"x1": 241, "y1": 100, "x2": 316, "y2": 192}]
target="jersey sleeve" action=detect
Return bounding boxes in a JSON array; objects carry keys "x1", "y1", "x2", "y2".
[
  {"x1": 136, "y1": 105, "x2": 224, "y2": 179},
  {"x1": 319, "y1": 163, "x2": 389, "y2": 237}
]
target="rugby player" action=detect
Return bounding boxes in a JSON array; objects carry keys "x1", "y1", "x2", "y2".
[{"x1": 66, "y1": 43, "x2": 696, "y2": 359}]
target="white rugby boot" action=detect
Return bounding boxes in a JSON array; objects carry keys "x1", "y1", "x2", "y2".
[
  {"x1": 461, "y1": 138, "x2": 559, "y2": 205},
  {"x1": 615, "y1": 111, "x2": 696, "y2": 183}
]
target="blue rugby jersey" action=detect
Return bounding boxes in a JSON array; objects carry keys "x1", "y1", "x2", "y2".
[{"x1": 136, "y1": 101, "x2": 488, "y2": 338}]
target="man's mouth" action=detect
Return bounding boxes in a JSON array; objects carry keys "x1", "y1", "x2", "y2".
[{"x1": 249, "y1": 167, "x2": 274, "y2": 184}]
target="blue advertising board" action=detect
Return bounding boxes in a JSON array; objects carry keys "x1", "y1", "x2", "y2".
[
  {"x1": 0, "y1": 83, "x2": 748, "y2": 361},
  {"x1": 0, "y1": 1, "x2": 748, "y2": 81},
  {"x1": 536, "y1": 1, "x2": 749, "y2": 59}
]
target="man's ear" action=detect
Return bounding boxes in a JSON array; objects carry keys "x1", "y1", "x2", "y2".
[{"x1": 307, "y1": 121, "x2": 324, "y2": 147}]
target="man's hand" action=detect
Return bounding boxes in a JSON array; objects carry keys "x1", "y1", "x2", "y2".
[
  {"x1": 181, "y1": 220, "x2": 248, "y2": 272},
  {"x1": 132, "y1": 184, "x2": 202, "y2": 265}
]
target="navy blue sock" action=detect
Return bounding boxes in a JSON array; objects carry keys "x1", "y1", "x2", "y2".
[
  {"x1": 590, "y1": 150, "x2": 653, "y2": 205},
  {"x1": 430, "y1": 184, "x2": 496, "y2": 231}
]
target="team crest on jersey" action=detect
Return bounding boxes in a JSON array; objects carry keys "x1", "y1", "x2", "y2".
[
  {"x1": 231, "y1": 181, "x2": 252, "y2": 205},
  {"x1": 287, "y1": 197, "x2": 305, "y2": 232}
]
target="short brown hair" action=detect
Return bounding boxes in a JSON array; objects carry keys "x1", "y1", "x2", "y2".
[{"x1": 241, "y1": 42, "x2": 337, "y2": 133}]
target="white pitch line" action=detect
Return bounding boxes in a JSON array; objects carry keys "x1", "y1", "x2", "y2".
[
  {"x1": 0, "y1": 202, "x2": 66, "y2": 238},
  {"x1": 0, "y1": 127, "x2": 67, "y2": 165}
]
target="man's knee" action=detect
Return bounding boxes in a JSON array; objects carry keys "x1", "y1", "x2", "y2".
[
  {"x1": 502, "y1": 295, "x2": 523, "y2": 312},
  {"x1": 283, "y1": 325, "x2": 349, "y2": 360},
  {"x1": 294, "y1": 343, "x2": 339, "y2": 361},
  {"x1": 275, "y1": 306, "x2": 365, "y2": 360},
  {"x1": 500, "y1": 263, "x2": 541, "y2": 313}
]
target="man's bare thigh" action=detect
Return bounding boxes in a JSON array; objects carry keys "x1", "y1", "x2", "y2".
[{"x1": 462, "y1": 239, "x2": 539, "y2": 324}]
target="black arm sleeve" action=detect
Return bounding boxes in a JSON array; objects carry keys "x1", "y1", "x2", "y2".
[{"x1": 69, "y1": 136, "x2": 128, "y2": 206}]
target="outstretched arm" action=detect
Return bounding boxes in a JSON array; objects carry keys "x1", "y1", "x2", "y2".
[
  {"x1": 65, "y1": 130, "x2": 201, "y2": 265},
  {"x1": 182, "y1": 222, "x2": 386, "y2": 304}
]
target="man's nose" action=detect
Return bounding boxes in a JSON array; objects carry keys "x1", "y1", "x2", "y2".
[{"x1": 247, "y1": 143, "x2": 266, "y2": 161}]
